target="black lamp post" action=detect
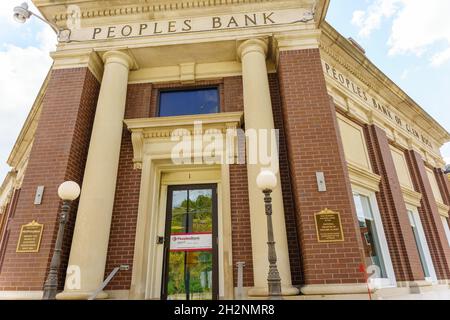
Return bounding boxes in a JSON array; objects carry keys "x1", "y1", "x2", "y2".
[
  {"x1": 256, "y1": 170, "x2": 282, "y2": 299},
  {"x1": 42, "y1": 181, "x2": 80, "y2": 300}
]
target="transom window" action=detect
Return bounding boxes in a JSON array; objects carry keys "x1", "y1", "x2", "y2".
[{"x1": 158, "y1": 88, "x2": 220, "y2": 117}]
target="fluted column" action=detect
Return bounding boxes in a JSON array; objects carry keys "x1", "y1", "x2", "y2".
[
  {"x1": 57, "y1": 51, "x2": 134, "y2": 300},
  {"x1": 238, "y1": 39, "x2": 298, "y2": 296}
]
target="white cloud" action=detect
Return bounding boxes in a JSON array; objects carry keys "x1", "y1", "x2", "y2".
[
  {"x1": 352, "y1": 0, "x2": 401, "y2": 37},
  {"x1": 400, "y1": 68, "x2": 409, "y2": 80},
  {"x1": 431, "y1": 48, "x2": 450, "y2": 67},
  {"x1": 0, "y1": 1, "x2": 56, "y2": 181},
  {"x1": 352, "y1": 0, "x2": 450, "y2": 66}
]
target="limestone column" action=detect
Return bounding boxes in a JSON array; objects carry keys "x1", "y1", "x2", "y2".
[
  {"x1": 57, "y1": 51, "x2": 134, "y2": 300},
  {"x1": 238, "y1": 39, "x2": 298, "y2": 296}
]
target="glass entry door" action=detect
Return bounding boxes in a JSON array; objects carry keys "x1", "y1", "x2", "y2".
[{"x1": 161, "y1": 184, "x2": 218, "y2": 300}]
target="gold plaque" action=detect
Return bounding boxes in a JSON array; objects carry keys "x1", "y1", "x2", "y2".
[
  {"x1": 16, "y1": 220, "x2": 44, "y2": 253},
  {"x1": 314, "y1": 209, "x2": 345, "y2": 243}
]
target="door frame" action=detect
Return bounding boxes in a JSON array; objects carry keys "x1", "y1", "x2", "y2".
[{"x1": 161, "y1": 184, "x2": 219, "y2": 300}]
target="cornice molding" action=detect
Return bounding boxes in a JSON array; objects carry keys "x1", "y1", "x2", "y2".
[
  {"x1": 319, "y1": 40, "x2": 372, "y2": 90},
  {"x1": 347, "y1": 162, "x2": 381, "y2": 192},
  {"x1": 125, "y1": 112, "x2": 244, "y2": 169},
  {"x1": 52, "y1": 49, "x2": 105, "y2": 81},
  {"x1": 401, "y1": 185, "x2": 422, "y2": 208},
  {"x1": 35, "y1": 0, "x2": 289, "y2": 23},
  {"x1": 436, "y1": 201, "x2": 450, "y2": 218}
]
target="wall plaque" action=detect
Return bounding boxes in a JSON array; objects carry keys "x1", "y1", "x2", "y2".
[
  {"x1": 314, "y1": 209, "x2": 345, "y2": 243},
  {"x1": 16, "y1": 220, "x2": 44, "y2": 253}
]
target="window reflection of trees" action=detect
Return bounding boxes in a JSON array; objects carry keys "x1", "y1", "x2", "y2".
[{"x1": 168, "y1": 189, "x2": 213, "y2": 300}]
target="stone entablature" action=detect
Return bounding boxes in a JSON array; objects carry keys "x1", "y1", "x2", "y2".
[
  {"x1": 319, "y1": 23, "x2": 449, "y2": 169},
  {"x1": 34, "y1": 0, "x2": 324, "y2": 25}
]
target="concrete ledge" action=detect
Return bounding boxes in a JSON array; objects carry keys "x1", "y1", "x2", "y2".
[
  {"x1": 248, "y1": 285, "x2": 300, "y2": 297},
  {"x1": 375, "y1": 284, "x2": 450, "y2": 300},
  {"x1": 397, "y1": 280, "x2": 433, "y2": 288},
  {"x1": 56, "y1": 290, "x2": 108, "y2": 300},
  {"x1": 0, "y1": 291, "x2": 43, "y2": 300},
  {"x1": 104, "y1": 290, "x2": 130, "y2": 300},
  {"x1": 300, "y1": 284, "x2": 373, "y2": 295}
]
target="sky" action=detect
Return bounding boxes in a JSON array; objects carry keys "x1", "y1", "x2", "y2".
[{"x1": 0, "y1": 0, "x2": 449, "y2": 183}]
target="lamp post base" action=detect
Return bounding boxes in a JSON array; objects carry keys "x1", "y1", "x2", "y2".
[{"x1": 247, "y1": 285, "x2": 299, "y2": 297}]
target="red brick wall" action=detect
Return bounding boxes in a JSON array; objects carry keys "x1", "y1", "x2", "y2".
[
  {"x1": 364, "y1": 124, "x2": 424, "y2": 282},
  {"x1": 435, "y1": 168, "x2": 450, "y2": 208},
  {"x1": 278, "y1": 49, "x2": 366, "y2": 285},
  {"x1": 229, "y1": 164, "x2": 254, "y2": 287},
  {"x1": 222, "y1": 76, "x2": 255, "y2": 287},
  {"x1": 405, "y1": 150, "x2": 450, "y2": 279},
  {"x1": 104, "y1": 83, "x2": 152, "y2": 290},
  {"x1": 223, "y1": 77, "x2": 244, "y2": 113},
  {"x1": 269, "y1": 73, "x2": 303, "y2": 286},
  {"x1": 0, "y1": 68, "x2": 100, "y2": 291}
]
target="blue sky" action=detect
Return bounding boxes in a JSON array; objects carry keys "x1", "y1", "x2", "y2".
[{"x1": 0, "y1": 0, "x2": 449, "y2": 183}]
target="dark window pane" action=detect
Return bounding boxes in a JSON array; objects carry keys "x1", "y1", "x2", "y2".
[{"x1": 159, "y1": 88, "x2": 219, "y2": 117}]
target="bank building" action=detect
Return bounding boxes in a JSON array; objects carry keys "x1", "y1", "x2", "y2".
[{"x1": 0, "y1": 0, "x2": 450, "y2": 300}]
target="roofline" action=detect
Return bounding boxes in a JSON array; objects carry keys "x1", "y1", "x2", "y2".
[
  {"x1": 0, "y1": 171, "x2": 17, "y2": 196},
  {"x1": 316, "y1": 0, "x2": 330, "y2": 27},
  {"x1": 321, "y1": 21, "x2": 450, "y2": 144}
]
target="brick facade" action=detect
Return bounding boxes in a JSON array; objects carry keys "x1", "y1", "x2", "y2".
[
  {"x1": 405, "y1": 150, "x2": 450, "y2": 280},
  {"x1": 1, "y1": 64, "x2": 448, "y2": 296},
  {"x1": 102, "y1": 75, "x2": 303, "y2": 289},
  {"x1": 104, "y1": 83, "x2": 152, "y2": 290},
  {"x1": 0, "y1": 68, "x2": 100, "y2": 291},
  {"x1": 268, "y1": 74, "x2": 303, "y2": 286},
  {"x1": 221, "y1": 76, "x2": 255, "y2": 287},
  {"x1": 277, "y1": 49, "x2": 366, "y2": 285},
  {"x1": 364, "y1": 124, "x2": 424, "y2": 282},
  {"x1": 103, "y1": 78, "x2": 258, "y2": 289},
  {"x1": 435, "y1": 168, "x2": 450, "y2": 209},
  {"x1": 229, "y1": 164, "x2": 254, "y2": 287}
]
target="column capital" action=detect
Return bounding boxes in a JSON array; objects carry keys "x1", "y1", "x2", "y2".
[
  {"x1": 102, "y1": 50, "x2": 137, "y2": 70},
  {"x1": 237, "y1": 38, "x2": 269, "y2": 61}
]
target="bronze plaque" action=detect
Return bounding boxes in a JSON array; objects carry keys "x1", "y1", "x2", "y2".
[
  {"x1": 16, "y1": 221, "x2": 44, "y2": 253},
  {"x1": 314, "y1": 209, "x2": 345, "y2": 243}
]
